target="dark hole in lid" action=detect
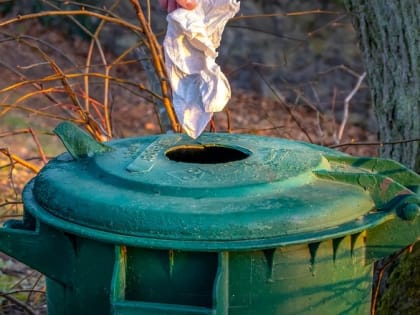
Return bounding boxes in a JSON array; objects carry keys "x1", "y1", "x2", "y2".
[{"x1": 165, "y1": 145, "x2": 250, "y2": 164}]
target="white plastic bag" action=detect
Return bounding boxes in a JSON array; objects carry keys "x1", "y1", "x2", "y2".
[{"x1": 163, "y1": 0, "x2": 240, "y2": 138}]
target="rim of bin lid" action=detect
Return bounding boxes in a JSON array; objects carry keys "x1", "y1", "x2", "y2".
[{"x1": 27, "y1": 133, "x2": 395, "y2": 250}]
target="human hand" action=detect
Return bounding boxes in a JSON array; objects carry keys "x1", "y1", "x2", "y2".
[{"x1": 158, "y1": 0, "x2": 198, "y2": 13}]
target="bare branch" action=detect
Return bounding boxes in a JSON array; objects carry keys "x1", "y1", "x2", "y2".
[
  {"x1": 330, "y1": 138, "x2": 420, "y2": 149},
  {"x1": 336, "y1": 71, "x2": 366, "y2": 143}
]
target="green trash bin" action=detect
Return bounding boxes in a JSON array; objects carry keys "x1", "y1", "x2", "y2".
[{"x1": 0, "y1": 122, "x2": 419, "y2": 315}]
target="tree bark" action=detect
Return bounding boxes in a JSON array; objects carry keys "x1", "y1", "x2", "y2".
[
  {"x1": 343, "y1": 1, "x2": 420, "y2": 314},
  {"x1": 344, "y1": 0, "x2": 420, "y2": 172}
]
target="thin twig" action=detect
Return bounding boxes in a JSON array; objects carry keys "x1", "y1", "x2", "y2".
[
  {"x1": 0, "y1": 290, "x2": 37, "y2": 315},
  {"x1": 253, "y1": 65, "x2": 314, "y2": 143},
  {"x1": 225, "y1": 108, "x2": 232, "y2": 133},
  {"x1": 0, "y1": 59, "x2": 76, "y2": 119},
  {"x1": 1, "y1": 36, "x2": 93, "y2": 133},
  {"x1": 129, "y1": 0, "x2": 179, "y2": 132},
  {"x1": 135, "y1": 47, "x2": 171, "y2": 132},
  {"x1": 0, "y1": 10, "x2": 143, "y2": 33},
  {"x1": 29, "y1": 274, "x2": 45, "y2": 305},
  {"x1": 227, "y1": 24, "x2": 306, "y2": 43},
  {"x1": 286, "y1": 9, "x2": 342, "y2": 16},
  {"x1": 0, "y1": 128, "x2": 48, "y2": 165},
  {"x1": 0, "y1": 201, "x2": 23, "y2": 208},
  {"x1": 310, "y1": 84, "x2": 325, "y2": 144},
  {"x1": 146, "y1": 0, "x2": 152, "y2": 24},
  {"x1": 232, "y1": 9, "x2": 342, "y2": 22},
  {"x1": 330, "y1": 138, "x2": 420, "y2": 148},
  {"x1": 337, "y1": 71, "x2": 366, "y2": 143},
  {"x1": 209, "y1": 118, "x2": 217, "y2": 132},
  {"x1": 0, "y1": 103, "x2": 82, "y2": 122},
  {"x1": 231, "y1": 125, "x2": 287, "y2": 134},
  {"x1": 28, "y1": 128, "x2": 48, "y2": 165},
  {"x1": 0, "y1": 29, "x2": 77, "y2": 67},
  {"x1": 0, "y1": 150, "x2": 19, "y2": 209},
  {"x1": 371, "y1": 245, "x2": 413, "y2": 315},
  {"x1": 0, "y1": 149, "x2": 40, "y2": 173},
  {"x1": 0, "y1": 214, "x2": 23, "y2": 219},
  {"x1": 81, "y1": 0, "x2": 121, "y2": 139},
  {"x1": 0, "y1": 289, "x2": 45, "y2": 296},
  {"x1": 331, "y1": 87, "x2": 338, "y2": 137},
  {"x1": 319, "y1": 64, "x2": 363, "y2": 80},
  {"x1": 1, "y1": 87, "x2": 57, "y2": 117},
  {"x1": 0, "y1": 73, "x2": 152, "y2": 98},
  {"x1": 307, "y1": 14, "x2": 347, "y2": 37}
]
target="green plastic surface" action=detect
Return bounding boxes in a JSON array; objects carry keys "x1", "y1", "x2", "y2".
[
  {"x1": 28, "y1": 127, "x2": 419, "y2": 250},
  {"x1": 0, "y1": 122, "x2": 419, "y2": 315}
]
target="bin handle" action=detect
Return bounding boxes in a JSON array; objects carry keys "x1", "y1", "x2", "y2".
[
  {"x1": 54, "y1": 121, "x2": 113, "y2": 160},
  {"x1": 321, "y1": 154, "x2": 420, "y2": 193},
  {"x1": 314, "y1": 159, "x2": 420, "y2": 262},
  {"x1": 313, "y1": 168, "x2": 419, "y2": 214},
  {"x1": 395, "y1": 197, "x2": 420, "y2": 221},
  {"x1": 0, "y1": 210, "x2": 74, "y2": 286}
]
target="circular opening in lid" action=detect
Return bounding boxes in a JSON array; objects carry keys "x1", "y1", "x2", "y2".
[{"x1": 166, "y1": 145, "x2": 250, "y2": 164}]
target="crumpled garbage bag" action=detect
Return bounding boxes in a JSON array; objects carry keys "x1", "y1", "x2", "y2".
[{"x1": 163, "y1": 0, "x2": 240, "y2": 138}]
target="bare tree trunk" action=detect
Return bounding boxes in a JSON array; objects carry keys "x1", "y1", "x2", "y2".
[
  {"x1": 343, "y1": 1, "x2": 420, "y2": 314},
  {"x1": 344, "y1": 0, "x2": 420, "y2": 172}
]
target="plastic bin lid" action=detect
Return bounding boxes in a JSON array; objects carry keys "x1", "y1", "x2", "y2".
[{"x1": 27, "y1": 123, "x2": 420, "y2": 250}]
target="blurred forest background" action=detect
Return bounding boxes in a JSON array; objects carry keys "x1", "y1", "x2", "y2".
[{"x1": 0, "y1": 0, "x2": 417, "y2": 314}]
